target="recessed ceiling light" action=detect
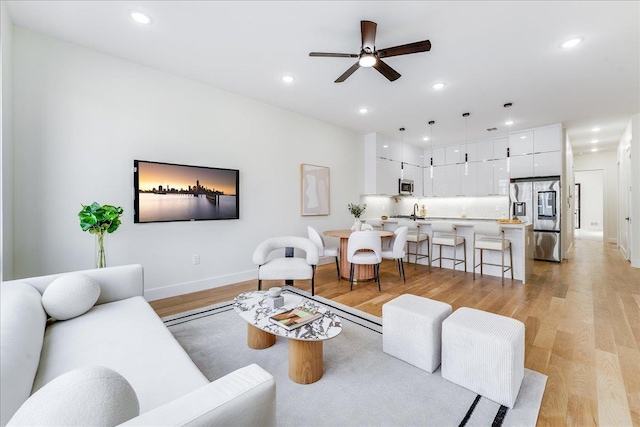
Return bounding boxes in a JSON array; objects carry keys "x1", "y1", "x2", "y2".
[
  {"x1": 591, "y1": 139, "x2": 599, "y2": 144},
  {"x1": 505, "y1": 120, "x2": 514, "y2": 126},
  {"x1": 382, "y1": 145, "x2": 389, "y2": 148},
  {"x1": 281, "y1": 75, "x2": 295, "y2": 83},
  {"x1": 520, "y1": 135, "x2": 527, "y2": 139},
  {"x1": 359, "y1": 108, "x2": 369, "y2": 114},
  {"x1": 130, "y1": 11, "x2": 151, "y2": 24},
  {"x1": 432, "y1": 82, "x2": 446, "y2": 90},
  {"x1": 561, "y1": 37, "x2": 583, "y2": 49},
  {"x1": 423, "y1": 137, "x2": 429, "y2": 141},
  {"x1": 591, "y1": 127, "x2": 600, "y2": 132},
  {"x1": 591, "y1": 148, "x2": 598, "y2": 152},
  {"x1": 454, "y1": 149, "x2": 459, "y2": 153}
]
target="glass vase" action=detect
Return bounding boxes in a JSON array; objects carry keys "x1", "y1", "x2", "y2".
[{"x1": 95, "y1": 232, "x2": 107, "y2": 268}]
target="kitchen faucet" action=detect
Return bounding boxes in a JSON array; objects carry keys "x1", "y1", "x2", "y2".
[{"x1": 412, "y1": 203, "x2": 419, "y2": 220}]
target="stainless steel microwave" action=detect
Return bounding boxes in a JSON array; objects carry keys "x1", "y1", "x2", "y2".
[{"x1": 399, "y1": 179, "x2": 414, "y2": 195}]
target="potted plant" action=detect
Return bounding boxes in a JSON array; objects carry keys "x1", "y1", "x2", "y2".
[
  {"x1": 348, "y1": 203, "x2": 367, "y2": 231},
  {"x1": 78, "y1": 202, "x2": 124, "y2": 268}
]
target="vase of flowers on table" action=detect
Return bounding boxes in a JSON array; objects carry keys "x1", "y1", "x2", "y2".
[
  {"x1": 347, "y1": 203, "x2": 367, "y2": 231},
  {"x1": 78, "y1": 202, "x2": 124, "y2": 268}
]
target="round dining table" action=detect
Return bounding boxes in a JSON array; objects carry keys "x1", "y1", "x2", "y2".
[{"x1": 323, "y1": 229, "x2": 394, "y2": 281}]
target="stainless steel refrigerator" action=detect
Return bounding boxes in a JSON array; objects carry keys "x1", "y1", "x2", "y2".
[{"x1": 510, "y1": 177, "x2": 562, "y2": 262}]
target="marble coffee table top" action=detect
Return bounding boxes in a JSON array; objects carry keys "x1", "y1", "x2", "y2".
[{"x1": 233, "y1": 290, "x2": 342, "y2": 341}]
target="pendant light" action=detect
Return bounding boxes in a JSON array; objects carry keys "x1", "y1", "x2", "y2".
[
  {"x1": 463, "y1": 112, "x2": 470, "y2": 176},
  {"x1": 504, "y1": 103, "x2": 513, "y2": 172},
  {"x1": 428, "y1": 120, "x2": 435, "y2": 178},
  {"x1": 399, "y1": 127, "x2": 405, "y2": 180}
]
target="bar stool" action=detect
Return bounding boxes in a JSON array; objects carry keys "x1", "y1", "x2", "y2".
[
  {"x1": 430, "y1": 222, "x2": 466, "y2": 276},
  {"x1": 398, "y1": 220, "x2": 430, "y2": 271},
  {"x1": 473, "y1": 223, "x2": 513, "y2": 285}
]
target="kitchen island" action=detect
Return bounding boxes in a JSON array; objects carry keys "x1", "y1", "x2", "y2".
[{"x1": 363, "y1": 218, "x2": 534, "y2": 284}]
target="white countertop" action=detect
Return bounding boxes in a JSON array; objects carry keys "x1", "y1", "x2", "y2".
[{"x1": 363, "y1": 217, "x2": 531, "y2": 228}]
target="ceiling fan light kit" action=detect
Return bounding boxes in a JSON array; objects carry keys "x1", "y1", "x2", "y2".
[{"x1": 309, "y1": 20, "x2": 431, "y2": 83}]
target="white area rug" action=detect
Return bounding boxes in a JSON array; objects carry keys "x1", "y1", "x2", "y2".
[{"x1": 165, "y1": 289, "x2": 546, "y2": 426}]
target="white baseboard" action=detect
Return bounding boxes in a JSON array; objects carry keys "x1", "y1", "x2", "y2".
[
  {"x1": 144, "y1": 269, "x2": 257, "y2": 301},
  {"x1": 607, "y1": 237, "x2": 618, "y2": 244}
]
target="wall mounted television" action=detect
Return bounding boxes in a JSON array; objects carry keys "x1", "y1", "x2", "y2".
[{"x1": 134, "y1": 160, "x2": 239, "y2": 223}]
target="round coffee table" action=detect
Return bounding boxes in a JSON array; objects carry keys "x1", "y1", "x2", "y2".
[{"x1": 233, "y1": 291, "x2": 342, "y2": 384}]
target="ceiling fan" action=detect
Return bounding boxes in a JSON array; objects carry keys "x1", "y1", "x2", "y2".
[{"x1": 309, "y1": 20, "x2": 431, "y2": 83}]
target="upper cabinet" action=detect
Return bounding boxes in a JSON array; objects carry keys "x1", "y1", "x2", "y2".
[
  {"x1": 508, "y1": 123, "x2": 562, "y2": 179},
  {"x1": 509, "y1": 131, "x2": 534, "y2": 156}
]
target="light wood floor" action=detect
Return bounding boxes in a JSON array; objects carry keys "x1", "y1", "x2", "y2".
[{"x1": 151, "y1": 238, "x2": 640, "y2": 426}]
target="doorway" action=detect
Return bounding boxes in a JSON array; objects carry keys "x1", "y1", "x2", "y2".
[{"x1": 574, "y1": 170, "x2": 604, "y2": 242}]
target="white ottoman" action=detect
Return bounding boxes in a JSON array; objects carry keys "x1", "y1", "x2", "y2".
[
  {"x1": 383, "y1": 294, "x2": 452, "y2": 373},
  {"x1": 441, "y1": 307, "x2": 524, "y2": 408}
]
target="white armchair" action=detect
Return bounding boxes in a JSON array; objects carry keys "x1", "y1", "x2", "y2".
[{"x1": 253, "y1": 236, "x2": 320, "y2": 296}]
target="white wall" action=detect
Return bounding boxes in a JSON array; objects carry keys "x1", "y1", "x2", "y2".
[
  {"x1": 633, "y1": 114, "x2": 640, "y2": 268},
  {"x1": 574, "y1": 151, "x2": 618, "y2": 242},
  {"x1": 1, "y1": 2, "x2": 14, "y2": 280},
  {"x1": 574, "y1": 170, "x2": 604, "y2": 231},
  {"x1": 9, "y1": 27, "x2": 363, "y2": 298}
]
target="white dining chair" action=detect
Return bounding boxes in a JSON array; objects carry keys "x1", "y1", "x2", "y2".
[
  {"x1": 307, "y1": 226, "x2": 340, "y2": 280},
  {"x1": 473, "y1": 223, "x2": 513, "y2": 285},
  {"x1": 361, "y1": 223, "x2": 374, "y2": 231},
  {"x1": 347, "y1": 231, "x2": 382, "y2": 291},
  {"x1": 381, "y1": 226, "x2": 408, "y2": 283}
]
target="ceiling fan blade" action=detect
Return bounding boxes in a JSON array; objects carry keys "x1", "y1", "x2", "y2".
[
  {"x1": 309, "y1": 52, "x2": 359, "y2": 58},
  {"x1": 361, "y1": 20, "x2": 377, "y2": 51},
  {"x1": 335, "y1": 62, "x2": 360, "y2": 83},
  {"x1": 377, "y1": 40, "x2": 431, "y2": 58},
  {"x1": 373, "y1": 59, "x2": 401, "y2": 81}
]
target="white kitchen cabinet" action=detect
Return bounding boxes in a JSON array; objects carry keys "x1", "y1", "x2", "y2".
[
  {"x1": 476, "y1": 161, "x2": 494, "y2": 195},
  {"x1": 493, "y1": 137, "x2": 508, "y2": 160},
  {"x1": 445, "y1": 164, "x2": 462, "y2": 196},
  {"x1": 376, "y1": 135, "x2": 399, "y2": 160},
  {"x1": 493, "y1": 158, "x2": 510, "y2": 195},
  {"x1": 432, "y1": 165, "x2": 446, "y2": 196},
  {"x1": 533, "y1": 151, "x2": 562, "y2": 176},
  {"x1": 534, "y1": 124, "x2": 562, "y2": 153},
  {"x1": 446, "y1": 145, "x2": 462, "y2": 165},
  {"x1": 476, "y1": 139, "x2": 494, "y2": 161},
  {"x1": 460, "y1": 161, "x2": 478, "y2": 196},
  {"x1": 423, "y1": 170, "x2": 433, "y2": 197},
  {"x1": 402, "y1": 143, "x2": 423, "y2": 167},
  {"x1": 462, "y1": 142, "x2": 477, "y2": 163},
  {"x1": 376, "y1": 157, "x2": 401, "y2": 195},
  {"x1": 432, "y1": 147, "x2": 446, "y2": 166},
  {"x1": 509, "y1": 154, "x2": 534, "y2": 179},
  {"x1": 509, "y1": 131, "x2": 534, "y2": 156}
]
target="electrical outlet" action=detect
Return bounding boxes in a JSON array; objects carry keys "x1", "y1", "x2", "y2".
[{"x1": 192, "y1": 255, "x2": 200, "y2": 265}]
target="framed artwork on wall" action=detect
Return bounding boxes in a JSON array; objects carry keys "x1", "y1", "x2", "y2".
[{"x1": 301, "y1": 164, "x2": 330, "y2": 216}]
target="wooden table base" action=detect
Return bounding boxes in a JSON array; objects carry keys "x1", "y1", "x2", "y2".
[
  {"x1": 288, "y1": 340, "x2": 323, "y2": 384},
  {"x1": 247, "y1": 324, "x2": 276, "y2": 349}
]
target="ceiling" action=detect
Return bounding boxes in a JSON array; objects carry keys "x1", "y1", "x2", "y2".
[{"x1": 6, "y1": 1, "x2": 639, "y2": 154}]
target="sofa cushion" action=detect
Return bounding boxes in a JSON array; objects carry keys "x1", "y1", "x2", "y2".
[
  {"x1": 42, "y1": 273, "x2": 101, "y2": 320},
  {"x1": 8, "y1": 365, "x2": 139, "y2": 427},
  {"x1": 32, "y1": 296, "x2": 209, "y2": 413},
  {"x1": 0, "y1": 282, "x2": 47, "y2": 427}
]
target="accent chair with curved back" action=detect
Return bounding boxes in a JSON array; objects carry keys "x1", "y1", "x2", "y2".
[
  {"x1": 252, "y1": 236, "x2": 319, "y2": 295},
  {"x1": 346, "y1": 231, "x2": 382, "y2": 291},
  {"x1": 381, "y1": 226, "x2": 409, "y2": 283},
  {"x1": 360, "y1": 223, "x2": 374, "y2": 231},
  {"x1": 307, "y1": 226, "x2": 340, "y2": 280}
]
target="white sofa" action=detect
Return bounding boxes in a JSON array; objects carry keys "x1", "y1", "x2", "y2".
[{"x1": 0, "y1": 264, "x2": 276, "y2": 426}]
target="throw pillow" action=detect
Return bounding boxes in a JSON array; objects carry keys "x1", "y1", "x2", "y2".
[
  {"x1": 7, "y1": 366, "x2": 139, "y2": 426},
  {"x1": 41, "y1": 273, "x2": 101, "y2": 320}
]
